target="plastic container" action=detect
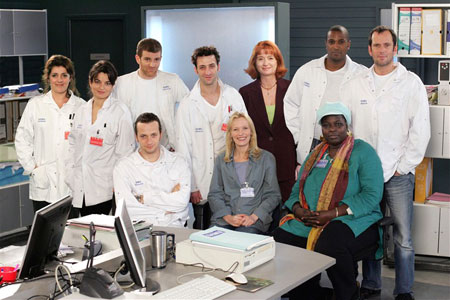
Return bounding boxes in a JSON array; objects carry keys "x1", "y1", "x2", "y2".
[{"x1": 0, "y1": 267, "x2": 17, "y2": 284}]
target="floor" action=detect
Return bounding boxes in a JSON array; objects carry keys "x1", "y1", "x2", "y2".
[{"x1": 318, "y1": 260, "x2": 450, "y2": 300}]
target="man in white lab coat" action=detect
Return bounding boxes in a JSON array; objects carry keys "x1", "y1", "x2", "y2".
[
  {"x1": 113, "y1": 113, "x2": 190, "y2": 227},
  {"x1": 343, "y1": 26, "x2": 430, "y2": 300},
  {"x1": 113, "y1": 38, "x2": 189, "y2": 150},
  {"x1": 176, "y1": 46, "x2": 247, "y2": 229},
  {"x1": 284, "y1": 25, "x2": 367, "y2": 174}
]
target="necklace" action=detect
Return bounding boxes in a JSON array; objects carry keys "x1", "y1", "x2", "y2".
[
  {"x1": 261, "y1": 81, "x2": 277, "y2": 96},
  {"x1": 324, "y1": 153, "x2": 334, "y2": 163}
]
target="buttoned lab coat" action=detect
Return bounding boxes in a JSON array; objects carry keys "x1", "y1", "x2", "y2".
[
  {"x1": 113, "y1": 70, "x2": 189, "y2": 149},
  {"x1": 342, "y1": 63, "x2": 431, "y2": 182},
  {"x1": 283, "y1": 55, "x2": 367, "y2": 164},
  {"x1": 66, "y1": 96, "x2": 135, "y2": 208},
  {"x1": 175, "y1": 79, "x2": 247, "y2": 200},
  {"x1": 15, "y1": 92, "x2": 85, "y2": 202},
  {"x1": 113, "y1": 146, "x2": 191, "y2": 227}
]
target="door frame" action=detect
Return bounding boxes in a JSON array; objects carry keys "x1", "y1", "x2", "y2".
[{"x1": 67, "y1": 14, "x2": 127, "y2": 64}]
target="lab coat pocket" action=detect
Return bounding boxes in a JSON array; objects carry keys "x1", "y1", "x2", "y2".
[
  {"x1": 31, "y1": 165, "x2": 50, "y2": 189},
  {"x1": 103, "y1": 129, "x2": 117, "y2": 145}
]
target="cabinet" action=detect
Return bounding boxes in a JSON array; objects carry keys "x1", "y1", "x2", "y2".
[
  {"x1": 0, "y1": 9, "x2": 47, "y2": 56},
  {"x1": 412, "y1": 203, "x2": 450, "y2": 257},
  {"x1": 392, "y1": 3, "x2": 450, "y2": 58},
  {"x1": 0, "y1": 9, "x2": 47, "y2": 85},
  {"x1": 426, "y1": 105, "x2": 450, "y2": 158},
  {"x1": 0, "y1": 182, "x2": 33, "y2": 234}
]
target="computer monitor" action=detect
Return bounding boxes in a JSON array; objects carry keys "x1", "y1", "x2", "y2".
[
  {"x1": 18, "y1": 195, "x2": 73, "y2": 279},
  {"x1": 114, "y1": 199, "x2": 160, "y2": 293}
]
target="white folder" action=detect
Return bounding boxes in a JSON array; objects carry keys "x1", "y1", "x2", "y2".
[
  {"x1": 409, "y1": 8, "x2": 422, "y2": 55},
  {"x1": 422, "y1": 9, "x2": 443, "y2": 55},
  {"x1": 398, "y1": 7, "x2": 411, "y2": 55}
]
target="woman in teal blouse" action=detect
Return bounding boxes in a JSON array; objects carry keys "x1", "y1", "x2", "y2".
[{"x1": 273, "y1": 102, "x2": 384, "y2": 300}]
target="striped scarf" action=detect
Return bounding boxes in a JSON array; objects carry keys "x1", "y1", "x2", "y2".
[{"x1": 280, "y1": 134, "x2": 354, "y2": 250}]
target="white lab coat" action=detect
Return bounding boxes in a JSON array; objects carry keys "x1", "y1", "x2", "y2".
[
  {"x1": 175, "y1": 79, "x2": 247, "y2": 200},
  {"x1": 66, "y1": 96, "x2": 135, "y2": 208},
  {"x1": 284, "y1": 55, "x2": 367, "y2": 164},
  {"x1": 113, "y1": 146, "x2": 191, "y2": 227},
  {"x1": 113, "y1": 70, "x2": 189, "y2": 149},
  {"x1": 342, "y1": 63, "x2": 431, "y2": 182},
  {"x1": 15, "y1": 91, "x2": 85, "y2": 202}
]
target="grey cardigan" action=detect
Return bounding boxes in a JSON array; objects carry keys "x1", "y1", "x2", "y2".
[{"x1": 208, "y1": 149, "x2": 282, "y2": 232}]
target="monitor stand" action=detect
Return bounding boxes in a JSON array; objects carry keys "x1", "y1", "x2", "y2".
[{"x1": 145, "y1": 277, "x2": 161, "y2": 294}]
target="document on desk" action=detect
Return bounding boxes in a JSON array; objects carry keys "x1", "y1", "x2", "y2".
[
  {"x1": 67, "y1": 214, "x2": 115, "y2": 230},
  {"x1": 0, "y1": 283, "x2": 21, "y2": 300},
  {"x1": 0, "y1": 245, "x2": 25, "y2": 267},
  {"x1": 189, "y1": 226, "x2": 273, "y2": 251}
]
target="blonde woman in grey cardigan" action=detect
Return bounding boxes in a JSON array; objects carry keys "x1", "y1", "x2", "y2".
[{"x1": 208, "y1": 112, "x2": 281, "y2": 234}]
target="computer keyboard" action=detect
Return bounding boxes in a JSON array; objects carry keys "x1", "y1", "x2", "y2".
[{"x1": 152, "y1": 274, "x2": 237, "y2": 299}]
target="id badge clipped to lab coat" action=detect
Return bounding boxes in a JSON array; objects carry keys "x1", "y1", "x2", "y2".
[{"x1": 240, "y1": 182, "x2": 255, "y2": 198}]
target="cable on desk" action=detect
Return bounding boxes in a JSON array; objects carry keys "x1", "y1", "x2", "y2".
[
  {"x1": 175, "y1": 261, "x2": 240, "y2": 285},
  {"x1": 26, "y1": 295, "x2": 49, "y2": 300},
  {"x1": 54, "y1": 264, "x2": 73, "y2": 292},
  {"x1": 113, "y1": 263, "x2": 134, "y2": 289}
]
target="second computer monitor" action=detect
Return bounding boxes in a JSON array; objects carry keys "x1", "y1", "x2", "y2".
[{"x1": 19, "y1": 195, "x2": 73, "y2": 279}]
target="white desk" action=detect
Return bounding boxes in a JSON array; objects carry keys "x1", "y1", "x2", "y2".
[{"x1": 3, "y1": 226, "x2": 335, "y2": 300}]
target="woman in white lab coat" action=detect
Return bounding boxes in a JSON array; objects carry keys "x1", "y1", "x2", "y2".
[
  {"x1": 15, "y1": 55, "x2": 85, "y2": 212},
  {"x1": 66, "y1": 60, "x2": 135, "y2": 216}
]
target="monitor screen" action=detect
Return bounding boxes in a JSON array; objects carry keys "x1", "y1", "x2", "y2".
[
  {"x1": 18, "y1": 195, "x2": 73, "y2": 279},
  {"x1": 114, "y1": 199, "x2": 146, "y2": 288}
]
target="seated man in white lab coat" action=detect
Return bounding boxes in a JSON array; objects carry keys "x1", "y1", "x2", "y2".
[{"x1": 113, "y1": 112, "x2": 191, "y2": 227}]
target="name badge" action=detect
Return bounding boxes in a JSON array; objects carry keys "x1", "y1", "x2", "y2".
[
  {"x1": 360, "y1": 99, "x2": 368, "y2": 105},
  {"x1": 316, "y1": 159, "x2": 328, "y2": 168},
  {"x1": 90, "y1": 137, "x2": 103, "y2": 146},
  {"x1": 195, "y1": 127, "x2": 203, "y2": 133},
  {"x1": 162, "y1": 85, "x2": 171, "y2": 91},
  {"x1": 221, "y1": 123, "x2": 227, "y2": 132},
  {"x1": 304, "y1": 82, "x2": 310, "y2": 87},
  {"x1": 240, "y1": 187, "x2": 255, "y2": 198},
  {"x1": 64, "y1": 131, "x2": 70, "y2": 140}
]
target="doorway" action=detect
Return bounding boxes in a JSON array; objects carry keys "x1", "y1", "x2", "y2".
[{"x1": 69, "y1": 16, "x2": 125, "y2": 100}]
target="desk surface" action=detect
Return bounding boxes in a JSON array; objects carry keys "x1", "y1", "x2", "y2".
[{"x1": 3, "y1": 226, "x2": 335, "y2": 300}]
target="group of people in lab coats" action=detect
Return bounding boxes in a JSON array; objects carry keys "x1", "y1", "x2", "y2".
[{"x1": 15, "y1": 24, "x2": 431, "y2": 299}]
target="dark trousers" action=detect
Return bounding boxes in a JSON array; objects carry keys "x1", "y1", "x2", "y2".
[
  {"x1": 193, "y1": 201, "x2": 211, "y2": 230},
  {"x1": 33, "y1": 199, "x2": 79, "y2": 219},
  {"x1": 32, "y1": 200, "x2": 51, "y2": 213},
  {"x1": 71, "y1": 195, "x2": 114, "y2": 218},
  {"x1": 274, "y1": 221, "x2": 378, "y2": 300}
]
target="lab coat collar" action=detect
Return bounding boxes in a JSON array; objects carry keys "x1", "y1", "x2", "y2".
[
  {"x1": 315, "y1": 54, "x2": 353, "y2": 71},
  {"x1": 366, "y1": 62, "x2": 406, "y2": 83},
  {"x1": 43, "y1": 90, "x2": 79, "y2": 107},
  {"x1": 189, "y1": 78, "x2": 225, "y2": 103},
  {"x1": 133, "y1": 69, "x2": 163, "y2": 81},
  {"x1": 88, "y1": 95, "x2": 114, "y2": 110},
  {"x1": 134, "y1": 145, "x2": 176, "y2": 166}
]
